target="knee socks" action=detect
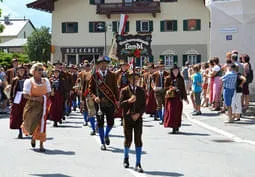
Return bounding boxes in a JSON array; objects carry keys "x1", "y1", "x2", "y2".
[
  {"x1": 89, "y1": 117, "x2": 96, "y2": 131},
  {"x1": 135, "y1": 147, "x2": 142, "y2": 166}
]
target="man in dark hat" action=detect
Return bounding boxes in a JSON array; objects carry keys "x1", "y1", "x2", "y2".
[
  {"x1": 151, "y1": 59, "x2": 169, "y2": 124},
  {"x1": 119, "y1": 71, "x2": 146, "y2": 173},
  {"x1": 89, "y1": 56, "x2": 118, "y2": 150}
]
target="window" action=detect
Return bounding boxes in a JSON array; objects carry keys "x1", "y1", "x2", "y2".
[
  {"x1": 24, "y1": 32, "x2": 26, "y2": 38},
  {"x1": 183, "y1": 19, "x2": 201, "y2": 31},
  {"x1": 136, "y1": 20, "x2": 153, "y2": 33},
  {"x1": 90, "y1": 0, "x2": 104, "y2": 4},
  {"x1": 160, "y1": 20, "x2": 177, "y2": 32},
  {"x1": 160, "y1": 55, "x2": 178, "y2": 68},
  {"x1": 89, "y1": 21, "x2": 106, "y2": 33},
  {"x1": 112, "y1": 21, "x2": 129, "y2": 33},
  {"x1": 62, "y1": 22, "x2": 78, "y2": 33},
  {"x1": 182, "y1": 54, "x2": 201, "y2": 66}
]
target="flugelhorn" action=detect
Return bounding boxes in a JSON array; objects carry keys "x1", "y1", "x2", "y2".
[{"x1": 97, "y1": 103, "x2": 103, "y2": 116}]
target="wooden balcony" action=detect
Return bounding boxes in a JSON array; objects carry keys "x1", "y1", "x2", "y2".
[{"x1": 96, "y1": 2, "x2": 161, "y2": 18}]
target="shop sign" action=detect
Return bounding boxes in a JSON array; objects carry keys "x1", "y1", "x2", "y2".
[{"x1": 61, "y1": 47, "x2": 104, "y2": 54}]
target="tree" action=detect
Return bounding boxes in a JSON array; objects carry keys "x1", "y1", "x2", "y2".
[
  {"x1": 0, "y1": 1, "x2": 5, "y2": 33},
  {"x1": 26, "y1": 26, "x2": 51, "y2": 63}
]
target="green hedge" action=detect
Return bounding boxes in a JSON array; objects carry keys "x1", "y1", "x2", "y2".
[{"x1": 0, "y1": 52, "x2": 30, "y2": 68}]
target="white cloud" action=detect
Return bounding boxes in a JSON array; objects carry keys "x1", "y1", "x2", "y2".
[{"x1": 0, "y1": 3, "x2": 20, "y2": 17}]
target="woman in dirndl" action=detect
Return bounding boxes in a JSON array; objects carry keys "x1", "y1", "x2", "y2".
[
  {"x1": 21, "y1": 63, "x2": 51, "y2": 152},
  {"x1": 49, "y1": 69, "x2": 65, "y2": 127},
  {"x1": 164, "y1": 64, "x2": 189, "y2": 134},
  {"x1": 9, "y1": 65, "x2": 28, "y2": 138}
]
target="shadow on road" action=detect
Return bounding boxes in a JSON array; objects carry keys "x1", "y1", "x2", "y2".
[
  {"x1": 110, "y1": 134, "x2": 124, "y2": 138},
  {"x1": 32, "y1": 149, "x2": 75, "y2": 155},
  {"x1": 169, "y1": 132, "x2": 210, "y2": 136},
  {"x1": 107, "y1": 146, "x2": 147, "y2": 154},
  {"x1": 199, "y1": 112, "x2": 220, "y2": 117},
  {"x1": 56, "y1": 125, "x2": 82, "y2": 128},
  {"x1": 30, "y1": 173, "x2": 71, "y2": 177},
  {"x1": 145, "y1": 170, "x2": 184, "y2": 176}
]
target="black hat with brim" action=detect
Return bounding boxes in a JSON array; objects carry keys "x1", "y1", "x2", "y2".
[{"x1": 97, "y1": 56, "x2": 111, "y2": 64}]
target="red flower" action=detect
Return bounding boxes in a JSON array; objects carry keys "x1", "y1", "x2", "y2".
[{"x1": 134, "y1": 49, "x2": 141, "y2": 58}]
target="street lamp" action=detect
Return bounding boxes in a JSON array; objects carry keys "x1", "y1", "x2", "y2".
[{"x1": 97, "y1": 22, "x2": 111, "y2": 55}]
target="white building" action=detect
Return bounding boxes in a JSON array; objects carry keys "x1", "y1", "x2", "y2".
[
  {"x1": 0, "y1": 17, "x2": 36, "y2": 53},
  {"x1": 27, "y1": 0, "x2": 210, "y2": 68},
  {"x1": 206, "y1": 0, "x2": 255, "y2": 99}
]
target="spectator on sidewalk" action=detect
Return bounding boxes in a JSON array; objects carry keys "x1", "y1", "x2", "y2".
[
  {"x1": 221, "y1": 64, "x2": 237, "y2": 123},
  {"x1": 182, "y1": 61, "x2": 191, "y2": 95},
  {"x1": 201, "y1": 62, "x2": 209, "y2": 107},
  {"x1": 231, "y1": 69, "x2": 246, "y2": 121},
  {"x1": 192, "y1": 65, "x2": 203, "y2": 115},
  {"x1": 240, "y1": 54, "x2": 253, "y2": 111}
]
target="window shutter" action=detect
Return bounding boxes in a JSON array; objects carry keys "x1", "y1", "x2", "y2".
[
  {"x1": 149, "y1": 20, "x2": 153, "y2": 32},
  {"x1": 136, "y1": 21, "x2": 141, "y2": 32},
  {"x1": 183, "y1": 20, "x2": 188, "y2": 31},
  {"x1": 174, "y1": 55, "x2": 178, "y2": 64},
  {"x1": 196, "y1": 19, "x2": 201, "y2": 30},
  {"x1": 125, "y1": 21, "x2": 129, "y2": 33},
  {"x1": 160, "y1": 21, "x2": 164, "y2": 32},
  {"x1": 74, "y1": 23, "x2": 78, "y2": 33},
  {"x1": 159, "y1": 55, "x2": 164, "y2": 64},
  {"x1": 197, "y1": 55, "x2": 201, "y2": 63},
  {"x1": 182, "y1": 55, "x2": 187, "y2": 66},
  {"x1": 149, "y1": 56, "x2": 154, "y2": 63},
  {"x1": 173, "y1": 20, "x2": 178, "y2": 31},
  {"x1": 62, "y1": 23, "x2": 66, "y2": 33},
  {"x1": 112, "y1": 21, "x2": 118, "y2": 33},
  {"x1": 90, "y1": 0, "x2": 95, "y2": 4},
  {"x1": 101, "y1": 22, "x2": 106, "y2": 32},
  {"x1": 89, "y1": 22, "x2": 94, "y2": 32}
]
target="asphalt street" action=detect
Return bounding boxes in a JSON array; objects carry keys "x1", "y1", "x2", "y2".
[{"x1": 1, "y1": 110, "x2": 255, "y2": 177}]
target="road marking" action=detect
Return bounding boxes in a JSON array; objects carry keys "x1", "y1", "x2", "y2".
[{"x1": 183, "y1": 112, "x2": 255, "y2": 146}]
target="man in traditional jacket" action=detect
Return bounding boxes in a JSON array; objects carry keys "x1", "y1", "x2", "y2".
[
  {"x1": 115, "y1": 59, "x2": 130, "y2": 125},
  {"x1": 119, "y1": 71, "x2": 146, "y2": 173},
  {"x1": 88, "y1": 56, "x2": 118, "y2": 150},
  {"x1": 151, "y1": 60, "x2": 169, "y2": 125}
]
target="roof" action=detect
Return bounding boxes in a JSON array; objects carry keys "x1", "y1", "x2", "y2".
[
  {"x1": 0, "y1": 19, "x2": 35, "y2": 37},
  {"x1": 27, "y1": 0, "x2": 56, "y2": 13},
  {"x1": 0, "y1": 38, "x2": 27, "y2": 47}
]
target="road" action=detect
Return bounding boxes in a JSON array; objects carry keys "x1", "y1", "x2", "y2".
[{"x1": 0, "y1": 111, "x2": 255, "y2": 177}]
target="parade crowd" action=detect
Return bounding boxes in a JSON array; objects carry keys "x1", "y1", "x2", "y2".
[{"x1": 0, "y1": 50, "x2": 253, "y2": 173}]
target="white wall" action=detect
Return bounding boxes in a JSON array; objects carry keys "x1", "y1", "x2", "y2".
[{"x1": 17, "y1": 21, "x2": 35, "y2": 39}]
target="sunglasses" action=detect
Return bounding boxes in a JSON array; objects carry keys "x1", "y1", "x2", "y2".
[{"x1": 37, "y1": 68, "x2": 44, "y2": 71}]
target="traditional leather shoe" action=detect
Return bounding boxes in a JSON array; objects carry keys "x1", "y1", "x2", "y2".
[
  {"x1": 18, "y1": 133, "x2": 23, "y2": 139},
  {"x1": 90, "y1": 130, "x2": 96, "y2": 136},
  {"x1": 83, "y1": 122, "x2": 88, "y2": 126},
  {"x1": 53, "y1": 121, "x2": 58, "y2": 127},
  {"x1": 101, "y1": 144, "x2": 106, "y2": 151},
  {"x1": 135, "y1": 164, "x2": 143, "y2": 173},
  {"x1": 31, "y1": 139, "x2": 36, "y2": 148},
  {"x1": 123, "y1": 158, "x2": 129, "y2": 168},
  {"x1": 159, "y1": 121, "x2": 163, "y2": 125},
  {"x1": 105, "y1": 136, "x2": 110, "y2": 145}
]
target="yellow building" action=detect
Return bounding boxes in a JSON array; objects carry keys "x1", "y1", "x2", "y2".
[{"x1": 28, "y1": 0, "x2": 210, "y2": 67}]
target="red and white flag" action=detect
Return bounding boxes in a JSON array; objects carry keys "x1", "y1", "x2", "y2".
[{"x1": 118, "y1": 14, "x2": 129, "y2": 35}]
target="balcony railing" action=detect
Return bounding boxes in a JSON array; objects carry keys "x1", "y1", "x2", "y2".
[{"x1": 96, "y1": 2, "x2": 161, "y2": 18}]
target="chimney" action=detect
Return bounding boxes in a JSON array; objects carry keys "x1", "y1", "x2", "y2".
[{"x1": 4, "y1": 16, "x2": 10, "y2": 25}]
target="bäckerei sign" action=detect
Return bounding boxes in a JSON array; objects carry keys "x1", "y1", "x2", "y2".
[{"x1": 116, "y1": 34, "x2": 152, "y2": 59}]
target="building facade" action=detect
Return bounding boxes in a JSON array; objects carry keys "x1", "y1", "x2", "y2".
[
  {"x1": 0, "y1": 17, "x2": 36, "y2": 53},
  {"x1": 28, "y1": 0, "x2": 210, "y2": 67},
  {"x1": 206, "y1": 0, "x2": 255, "y2": 100}
]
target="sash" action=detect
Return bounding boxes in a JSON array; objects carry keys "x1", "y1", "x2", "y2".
[{"x1": 93, "y1": 72, "x2": 118, "y2": 109}]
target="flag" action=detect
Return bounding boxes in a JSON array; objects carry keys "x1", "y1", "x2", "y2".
[
  {"x1": 108, "y1": 35, "x2": 118, "y2": 60},
  {"x1": 118, "y1": 14, "x2": 129, "y2": 35}
]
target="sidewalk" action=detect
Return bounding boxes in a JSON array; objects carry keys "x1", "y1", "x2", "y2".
[{"x1": 183, "y1": 100, "x2": 255, "y2": 146}]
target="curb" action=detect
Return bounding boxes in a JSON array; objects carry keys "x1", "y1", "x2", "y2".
[{"x1": 183, "y1": 112, "x2": 255, "y2": 147}]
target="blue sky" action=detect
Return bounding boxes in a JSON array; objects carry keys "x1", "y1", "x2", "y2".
[{"x1": 0, "y1": 0, "x2": 51, "y2": 29}]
